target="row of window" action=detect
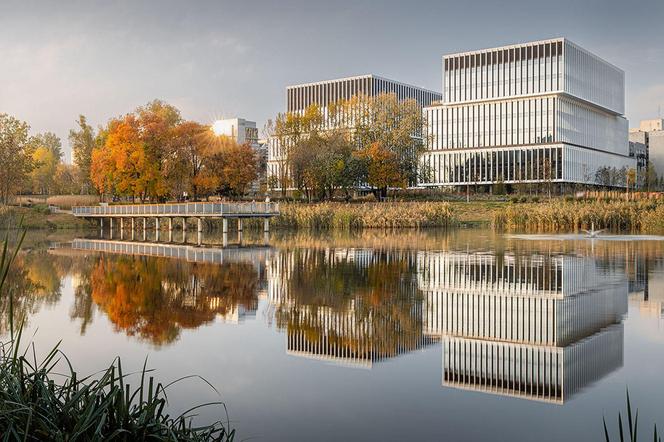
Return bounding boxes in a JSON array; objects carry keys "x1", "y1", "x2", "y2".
[
  {"x1": 286, "y1": 77, "x2": 441, "y2": 113},
  {"x1": 427, "y1": 97, "x2": 557, "y2": 150},
  {"x1": 421, "y1": 146, "x2": 563, "y2": 184},
  {"x1": 444, "y1": 41, "x2": 564, "y2": 102}
]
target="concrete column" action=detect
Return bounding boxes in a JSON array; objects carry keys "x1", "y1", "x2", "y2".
[
  {"x1": 168, "y1": 217, "x2": 173, "y2": 232},
  {"x1": 155, "y1": 218, "x2": 160, "y2": 242},
  {"x1": 264, "y1": 218, "x2": 270, "y2": 233},
  {"x1": 100, "y1": 218, "x2": 104, "y2": 229},
  {"x1": 182, "y1": 217, "x2": 187, "y2": 232},
  {"x1": 197, "y1": 217, "x2": 203, "y2": 232},
  {"x1": 110, "y1": 218, "x2": 113, "y2": 230},
  {"x1": 120, "y1": 218, "x2": 124, "y2": 231},
  {"x1": 237, "y1": 229, "x2": 243, "y2": 244},
  {"x1": 143, "y1": 217, "x2": 147, "y2": 232},
  {"x1": 237, "y1": 219, "x2": 243, "y2": 232},
  {"x1": 222, "y1": 218, "x2": 228, "y2": 233},
  {"x1": 197, "y1": 231, "x2": 202, "y2": 246},
  {"x1": 222, "y1": 233, "x2": 228, "y2": 247},
  {"x1": 131, "y1": 218, "x2": 135, "y2": 231}
]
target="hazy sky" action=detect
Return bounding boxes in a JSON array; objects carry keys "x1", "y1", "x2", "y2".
[{"x1": 2, "y1": 0, "x2": 664, "y2": 162}]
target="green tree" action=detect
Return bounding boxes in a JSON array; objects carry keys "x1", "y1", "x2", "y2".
[
  {"x1": 30, "y1": 146, "x2": 58, "y2": 195},
  {"x1": 69, "y1": 115, "x2": 97, "y2": 193},
  {"x1": 0, "y1": 114, "x2": 33, "y2": 204},
  {"x1": 31, "y1": 132, "x2": 62, "y2": 161}
]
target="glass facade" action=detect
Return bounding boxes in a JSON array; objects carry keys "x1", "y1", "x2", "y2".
[{"x1": 422, "y1": 38, "x2": 634, "y2": 187}]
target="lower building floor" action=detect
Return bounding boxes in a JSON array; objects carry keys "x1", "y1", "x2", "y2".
[{"x1": 419, "y1": 144, "x2": 636, "y2": 187}]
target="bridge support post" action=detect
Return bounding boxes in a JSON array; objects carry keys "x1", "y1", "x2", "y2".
[
  {"x1": 264, "y1": 218, "x2": 270, "y2": 233},
  {"x1": 182, "y1": 217, "x2": 187, "y2": 232},
  {"x1": 143, "y1": 217, "x2": 147, "y2": 232},
  {"x1": 120, "y1": 218, "x2": 124, "y2": 231},
  {"x1": 237, "y1": 219, "x2": 243, "y2": 232},
  {"x1": 131, "y1": 218, "x2": 135, "y2": 231},
  {"x1": 100, "y1": 218, "x2": 104, "y2": 229},
  {"x1": 222, "y1": 218, "x2": 228, "y2": 234},
  {"x1": 155, "y1": 218, "x2": 160, "y2": 241},
  {"x1": 168, "y1": 217, "x2": 173, "y2": 232}
]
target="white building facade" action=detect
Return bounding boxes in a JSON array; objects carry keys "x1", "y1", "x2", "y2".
[
  {"x1": 420, "y1": 39, "x2": 635, "y2": 188},
  {"x1": 267, "y1": 75, "x2": 441, "y2": 187}
]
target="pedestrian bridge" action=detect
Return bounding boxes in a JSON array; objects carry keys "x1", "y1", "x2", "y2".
[
  {"x1": 72, "y1": 201, "x2": 279, "y2": 236},
  {"x1": 72, "y1": 201, "x2": 279, "y2": 218}
]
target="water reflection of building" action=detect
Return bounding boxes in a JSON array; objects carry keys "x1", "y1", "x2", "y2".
[
  {"x1": 268, "y1": 248, "x2": 437, "y2": 368},
  {"x1": 418, "y1": 251, "x2": 627, "y2": 403}
]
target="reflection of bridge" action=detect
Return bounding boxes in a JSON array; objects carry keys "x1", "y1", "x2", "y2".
[
  {"x1": 418, "y1": 251, "x2": 627, "y2": 403},
  {"x1": 71, "y1": 239, "x2": 271, "y2": 268}
]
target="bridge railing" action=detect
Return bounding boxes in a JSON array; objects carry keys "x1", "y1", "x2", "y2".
[{"x1": 72, "y1": 202, "x2": 280, "y2": 217}]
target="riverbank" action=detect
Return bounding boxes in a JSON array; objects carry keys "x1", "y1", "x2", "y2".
[
  {"x1": 0, "y1": 206, "x2": 92, "y2": 230},
  {"x1": 492, "y1": 199, "x2": 664, "y2": 232},
  {"x1": 6, "y1": 197, "x2": 664, "y2": 233}
]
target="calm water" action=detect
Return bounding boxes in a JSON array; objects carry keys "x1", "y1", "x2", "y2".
[{"x1": 4, "y1": 228, "x2": 664, "y2": 441}]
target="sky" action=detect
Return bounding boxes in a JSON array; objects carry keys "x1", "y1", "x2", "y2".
[{"x1": 2, "y1": 0, "x2": 664, "y2": 162}]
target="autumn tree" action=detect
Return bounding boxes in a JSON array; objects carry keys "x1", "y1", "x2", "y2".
[
  {"x1": 265, "y1": 104, "x2": 323, "y2": 196},
  {"x1": 357, "y1": 142, "x2": 405, "y2": 199},
  {"x1": 53, "y1": 163, "x2": 81, "y2": 195},
  {"x1": 30, "y1": 132, "x2": 63, "y2": 161},
  {"x1": 164, "y1": 121, "x2": 212, "y2": 200},
  {"x1": 0, "y1": 114, "x2": 33, "y2": 204},
  {"x1": 69, "y1": 115, "x2": 97, "y2": 193},
  {"x1": 210, "y1": 141, "x2": 259, "y2": 197},
  {"x1": 341, "y1": 93, "x2": 425, "y2": 186},
  {"x1": 30, "y1": 145, "x2": 58, "y2": 195}
]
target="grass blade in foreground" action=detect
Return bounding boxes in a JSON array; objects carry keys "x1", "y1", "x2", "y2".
[{"x1": 0, "y1": 232, "x2": 235, "y2": 441}]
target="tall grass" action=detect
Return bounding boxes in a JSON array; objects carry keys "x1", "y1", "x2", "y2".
[
  {"x1": 492, "y1": 200, "x2": 664, "y2": 233},
  {"x1": 273, "y1": 202, "x2": 456, "y2": 229},
  {"x1": 0, "y1": 231, "x2": 235, "y2": 441},
  {"x1": 603, "y1": 390, "x2": 661, "y2": 442},
  {"x1": 15, "y1": 194, "x2": 100, "y2": 210}
]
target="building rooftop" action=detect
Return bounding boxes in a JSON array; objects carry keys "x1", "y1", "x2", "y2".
[
  {"x1": 286, "y1": 74, "x2": 440, "y2": 95},
  {"x1": 443, "y1": 37, "x2": 622, "y2": 73}
]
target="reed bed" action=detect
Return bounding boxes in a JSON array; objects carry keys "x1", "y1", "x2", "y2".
[
  {"x1": 273, "y1": 202, "x2": 456, "y2": 229},
  {"x1": 492, "y1": 199, "x2": 664, "y2": 233},
  {"x1": 15, "y1": 194, "x2": 100, "y2": 210},
  {"x1": 0, "y1": 232, "x2": 235, "y2": 441}
]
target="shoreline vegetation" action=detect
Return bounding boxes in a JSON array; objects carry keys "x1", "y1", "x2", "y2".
[
  {"x1": 2, "y1": 192, "x2": 664, "y2": 233},
  {"x1": 0, "y1": 232, "x2": 235, "y2": 440}
]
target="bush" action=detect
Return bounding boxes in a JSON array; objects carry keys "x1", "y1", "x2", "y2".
[{"x1": 530, "y1": 196, "x2": 540, "y2": 203}]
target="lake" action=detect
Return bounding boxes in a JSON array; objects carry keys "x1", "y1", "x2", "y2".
[{"x1": 4, "y1": 228, "x2": 664, "y2": 441}]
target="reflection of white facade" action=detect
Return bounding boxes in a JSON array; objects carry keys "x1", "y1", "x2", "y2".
[
  {"x1": 418, "y1": 251, "x2": 627, "y2": 403},
  {"x1": 268, "y1": 248, "x2": 435, "y2": 368},
  {"x1": 421, "y1": 38, "x2": 634, "y2": 187}
]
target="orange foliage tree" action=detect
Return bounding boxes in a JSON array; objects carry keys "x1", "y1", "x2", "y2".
[{"x1": 357, "y1": 142, "x2": 405, "y2": 199}]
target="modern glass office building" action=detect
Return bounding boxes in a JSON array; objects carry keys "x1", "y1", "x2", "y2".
[
  {"x1": 420, "y1": 38, "x2": 635, "y2": 188},
  {"x1": 268, "y1": 75, "x2": 441, "y2": 187}
]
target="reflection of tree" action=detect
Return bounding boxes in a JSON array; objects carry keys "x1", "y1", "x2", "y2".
[
  {"x1": 273, "y1": 249, "x2": 431, "y2": 363},
  {"x1": 0, "y1": 251, "x2": 68, "y2": 335},
  {"x1": 85, "y1": 256, "x2": 259, "y2": 346}
]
